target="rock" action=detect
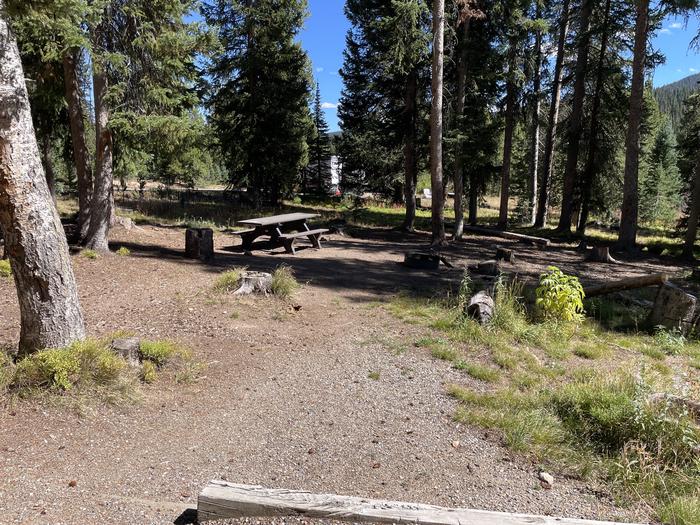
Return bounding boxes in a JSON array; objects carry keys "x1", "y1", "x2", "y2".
[
  {"x1": 68, "y1": 480, "x2": 77, "y2": 488},
  {"x1": 451, "y1": 440, "x2": 460, "y2": 448},
  {"x1": 110, "y1": 337, "x2": 141, "y2": 365},
  {"x1": 538, "y1": 471, "x2": 554, "y2": 489},
  {"x1": 648, "y1": 283, "x2": 697, "y2": 335}
]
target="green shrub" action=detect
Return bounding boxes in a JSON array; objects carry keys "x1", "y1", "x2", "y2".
[
  {"x1": 536, "y1": 266, "x2": 585, "y2": 322},
  {"x1": 271, "y1": 265, "x2": 299, "y2": 298},
  {"x1": 82, "y1": 249, "x2": 99, "y2": 260},
  {"x1": 213, "y1": 267, "x2": 246, "y2": 292},
  {"x1": 0, "y1": 259, "x2": 11, "y2": 278},
  {"x1": 116, "y1": 247, "x2": 131, "y2": 256},
  {"x1": 659, "y1": 496, "x2": 700, "y2": 525},
  {"x1": 653, "y1": 328, "x2": 685, "y2": 356},
  {"x1": 13, "y1": 339, "x2": 125, "y2": 391},
  {"x1": 141, "y1": 361, "x2": 157, "y2": 383},
  {"x1": 457, "y1": 271, "x2": 472, "y2": 310},
  {"x1": 139, "y1": 340, "x2": 190, "y2": 367}
]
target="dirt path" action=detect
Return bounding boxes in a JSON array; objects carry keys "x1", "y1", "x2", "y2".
[{"x1": 1, "y1": 225, "x2": 682, "y2": 524}]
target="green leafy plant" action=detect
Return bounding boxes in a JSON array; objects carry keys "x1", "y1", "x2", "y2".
[
  {"x1": 116, "y1": 247, "x2": 131, "y2": 256},
  {"x1": 653, "y1": 327, "x2": 685, "y2": 355},
  {"x1": 457, "y1": 270, "x2": 472, "y2": 310},
  {"x1": 82, "y1": 249, "x2": 99, "y2": 260},
  {"x1": 0, "y1": 259, "x2": 11, "y2": 278},
  {"x1": 536, "y1": 266, "x2": 585, "y2": 322},
  {"x1": 139, "y1": 340, "x2": 190, "y2": 367}
]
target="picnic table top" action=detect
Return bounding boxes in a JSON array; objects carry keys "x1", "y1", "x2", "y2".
[{"x1": 238, "y1": 212, "x2": 318, "y2": 227}]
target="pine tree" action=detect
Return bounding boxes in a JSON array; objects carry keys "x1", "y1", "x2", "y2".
[
  {"x1": 205, "y1": 0, "x2": 313, "y2": 207},
  {"x1": 305, "y1": 84, "x2": 332, "y2": 194}
]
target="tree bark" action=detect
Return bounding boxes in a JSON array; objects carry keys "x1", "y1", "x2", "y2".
[
  {"x1": 526, "y1": 4, "x2": 543, "y2": 226},
  {"x1": 535, "y1": 0, "x2": 570, "y2": 228},
  {"x1": 617, "y1": 0, "x2": 650, "y2": 251},
  {"x1": 556, "y1": 0, "x2": 592, "y2": 233},
  {"x1": 84, "y1": 36, "x2": 113, "y2": 252},
  {"x1": 430, "y1": 0, "x2": 446, "y2": 245},
  {"x1": 0, "y1": 4, "x2": 85, "y2": 355},
  {"x1": 402, "y1": 70, "x2": 418, "y2": 232},
  {"x1": 452, "y1": 18, "x2": 471, "y2": 240},
  {"x1": 63, "y1": 48, "x2": 92, "y2": 243},
  {"x1": 498, "y1": 38, "x2": 518, "y2": 230},
  {"x1": 683, "y1": 149, "x2": 700, "y2": 258},
  {"x1": 41, "y1": 133, "x2": 56, "y2": 202},
  {"x1": 577, "y1": 0, "x2": 612, "y2": 235}
]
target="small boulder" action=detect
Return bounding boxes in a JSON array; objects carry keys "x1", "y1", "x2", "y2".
[
  {"x1": 465, "y1": 291, "x2": 495, "y2": 325},
  {"x1": 538, "y1": 471, "x2": 554, "y2": 489},
  {"x1": 111, "y1": 337, "x2": 141, "y2": 366}
]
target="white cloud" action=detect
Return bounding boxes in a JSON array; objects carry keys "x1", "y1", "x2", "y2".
[
  {"x1": 691, "y1": 68, "x2": 697, "y2": 72},
  {"x1": 670, "y1": 22, "x2": 683, "y2": 29},
  {"x1": 321, "y1": 102, "x2": 338, "y2": 110},
  {"x1": 316, "y1": 67, "x2": 324, "y2": 72},
  {"x1": 677, "y1": 68, "x2": 684, "y2": 72},
  {"x1": 659, "y1": 28, "x2": 671, "y2": 34}
]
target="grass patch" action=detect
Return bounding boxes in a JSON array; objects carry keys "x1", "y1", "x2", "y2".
[
  {"x1": 271, "y1": 265, "x2": 299, "y2": 298},
  {"x1": 659, "y1": 496, "x2": 700, "y2": 525},
  {"x1": 368, "y1": 370, "x2": 380, "y2": 380},
  {"x1": 213, "y1": 267, "x2": 246, "y2": 292},
  {"x1": 139, "y1": 340, "x2": 190, "y2": 367},
  {"x1": 454, "y1": 360, "x2": 500, "y2": 382},
  {"x1": 0, "y1": 259, "x2": 11, "y2": 278},
  {"x1": 81, "y1": 249, "x2": 99, "y2": 259},
  {"x1": 116, "y1": 247, "x2": 131, "y2": 256}
]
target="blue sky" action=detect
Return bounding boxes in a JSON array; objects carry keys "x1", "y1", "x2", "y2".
[{"x1": 300, "y1": 3, "x2": 700, "y2": 132}]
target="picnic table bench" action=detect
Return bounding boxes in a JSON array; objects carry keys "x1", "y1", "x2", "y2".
[{"x1": 236, "y1": 212, "x2": 328, "y2": 255}]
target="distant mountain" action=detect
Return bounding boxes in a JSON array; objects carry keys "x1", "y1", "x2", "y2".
[{"x1": 654, "y1": 73, "x2": 700, "y2": 133}]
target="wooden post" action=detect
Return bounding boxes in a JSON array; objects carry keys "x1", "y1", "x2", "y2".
[{"x1": 185, "y1": 228, "x2": 214, "y2": 260}]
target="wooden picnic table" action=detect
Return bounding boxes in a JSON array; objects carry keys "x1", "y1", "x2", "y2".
[{"x1": 236, "y1": 212, "x2": 328, "y2": 255}]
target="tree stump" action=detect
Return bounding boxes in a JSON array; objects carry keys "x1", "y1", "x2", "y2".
[
  {"x1": 185, "y1": 228, "x2": 214, "y2": 260},
  {"x1": 111, "y1": 337, "x2": 141, "y2": 366},
  {"x1": 587, "y1": 246, "x2": 617, "y2": 263},
  {"x1": 495, "y1": 247, "x2": 515, "y2": 263},
  {"x1": 474, "y1": 259, "x2": 501, "y2": 276},
  {"x1": 233, "y1": 271, "x2": 273, "y2": 295},
  {"x1": 465, "y1": 291, "x2": 495, "y2": 325},
  {"x1": 404, "y1": 252, "x2": 440, "y2": 270},
  {"x1": 648, "y1": 282, "x2": 697, "y2": 335}
]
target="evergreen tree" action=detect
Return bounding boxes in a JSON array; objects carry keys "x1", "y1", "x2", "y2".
[
  {"x1": 305, "y1": 83, "x2": 332, "y2": 193},
  {"x1": 205, "y1": 0, "x2": 313, "y2": 207}
]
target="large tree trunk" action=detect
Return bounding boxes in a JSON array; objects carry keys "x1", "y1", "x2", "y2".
[
  {"x1": 430, "y1": 0, "x2": 446, "y2": 245},
  {"x1": 63, "y1": 48, "x2": 92, "y2": 243},
  {"x1": 84, "y1": 56, "x2": 113, "y2": 252},
  {"x1": 535, "y1": 0, "x2": 570, "y2": 228},
  {"x1": 498, "y1": 38, "x2": 518, "y2": 230},
  {"x1": 0, "y1": 4, "x2": 85, "y2": 355},
  {"x1": 41, "y1": 133, "x2": 56, "y2": 202},
  {"x1": 402, "y1": 70, "x2": 418, "y2": 232},
  {"x1": 453, "y1": 18, "x2": 471, "y2": 240},
  {"x1": 556, "y1": 0, "x2": 592, "y2": 233},
  {"x1": 617, "y1": 0, "x2": 649, "y2": 251},
  {"x1": 577, "y1": 0, "x2": 612, "y2": 235},
  {"x1": 683, "y1": 150, "x2": 700, "y2": 258},
  {"x1": 526, "y1": 4, "x2": 543, "y2": 226}
]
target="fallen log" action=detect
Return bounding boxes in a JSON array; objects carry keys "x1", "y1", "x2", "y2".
[
  {"x1": 585, "y1": 274, "x2": 668, "y2": 298},
  {"x1": 465, "y1": 291, "x2": 495, "y2": 324},
  {"x1": 197, "y1": 481, "x2": 643, "y2": 525},
  {"x1": 463, "y1": 225, "x2": 550, "y2": 248}
]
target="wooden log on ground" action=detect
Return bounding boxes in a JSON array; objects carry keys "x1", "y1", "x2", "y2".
[
  {"x1": 197, "y1": 481, "x2": 643, "y2": 525},
  {"x1": 587, "y1": 246, "x2": 618, "y2": 264},
  {"x1": 585, "y1": 274, "x2": 668, "y2": 298},
  {"x1": 495, "y1": 247, "x2": 515, "y2": 263},
  {"x1": 465, "y1": 291, "x2": 495, "y2": 324},
  {"x1": 648, "y1": 282, "x2": 697, "y2": 335},
  {"x1": 462, "y1": 225, "x2": 550, "y2": 249},
  {"x1": 233, "y1": 272, "x2": 272, "y2": 295},
  {"x1": 185, "y1": 228, "x2": 214, "y2": 260}
]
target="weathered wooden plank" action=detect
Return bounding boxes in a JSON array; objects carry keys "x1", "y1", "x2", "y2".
[
  {"x1": 238, "y1": 213, "x2": 318, "y2": 227},
  {"x1": 197, "y1": 481, "x2": 645, "y2": 525}
]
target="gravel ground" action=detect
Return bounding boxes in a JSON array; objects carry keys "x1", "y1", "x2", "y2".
[{"x1": 0, "y1": 223, "x2": 679, "y2": 524}]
